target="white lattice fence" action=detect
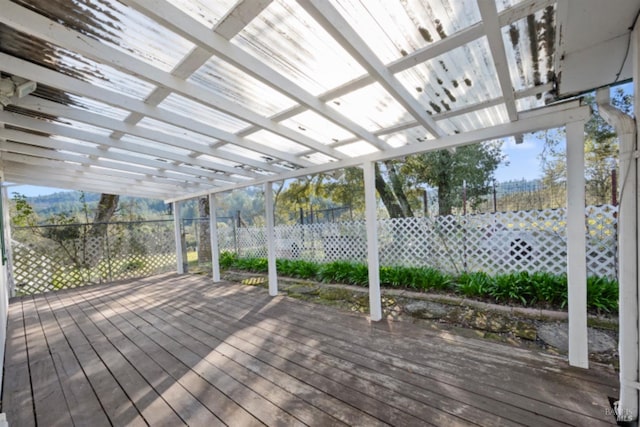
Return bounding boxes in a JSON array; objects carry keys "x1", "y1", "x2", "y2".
[
  {"x1": 12, "y1": 220, "x2": 177, "y2": 295},
  {"x1": 219, "y1": 205, "x2": 618, "y2": 278}
]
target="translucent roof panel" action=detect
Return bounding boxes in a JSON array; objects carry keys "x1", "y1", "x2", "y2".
[
  {"x1": 64, "y1": 94, "x2": 131, "y2": 121},
  {"x1": 136, "y1": 117, "x2": 217, "y2": 149},
  {"x1": 159, "y1": 93, "x2": 251, "y2": 133},
  {"x1": 196, "y1": 154, "x2": 240, "y2": 169},
  {"x1": 247, "y1": 130, "x2": 309, "y2": 155},
  {"x1": 335, "y1": 141, "x2": 379, "y2": 157},
  {"x1": 119, "y1": 135, "x2": 193, "y2": 157},
  {"x1": 188, "y1": 57, "x2": 297, "y2": 117},
  {"x1": 502, "y1": 6, "x2": 556, "y2": 92},
  {"x1": 330, "y1": 0, "x2": 482, "y2": 63},
  {"x1": 234, "y1": 0, "x2": 367, "y2": 96},
  {"x1": 516, "y1": 95, "x2": 547, "y2": 112},
  {"x1": 218, "y1": 145, "x2": 275, "y2": 164},
  {"x1": 10, "y1": 0, "x2": 195, "y2": 72},
  {"x1": 380, "y1": 126, "x2": 429, "y2": 148},
  {"x1": 304, "y1": 152, "x2": 336, "y2": 165},
  {"x1": 0, "y1": 25, "x2": 155, "y2": 100},
  {"x1": 330, "y1": 83, "x2": 410, "y2": 131},
  {"x1": 280, "y1": 111, "x2": 356, "y2": 145},
  {"x1": 395, "y1": 37, "x2": 501, "y2": 115},
  {"x1": 165, "y1": 0, "x2": 238, "y2": 30},
  {"x1": 438, "y1": 104, "x2": 509, "y2": 135}
]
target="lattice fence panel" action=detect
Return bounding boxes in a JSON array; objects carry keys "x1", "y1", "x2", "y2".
[
  {"x1": 220, "y1": 205, "x2": 617, "y2": 278},
  {"x1": 12, "y1": 220, "x2": 176, "y2": 296}
]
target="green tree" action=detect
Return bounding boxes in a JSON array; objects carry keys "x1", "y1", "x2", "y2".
[
  {"x1": 402, "y1": 142, "x2": 505, "y2": 216},
  {"x1": 540, "y1": 88, "x2": 632, "y2": 205}
]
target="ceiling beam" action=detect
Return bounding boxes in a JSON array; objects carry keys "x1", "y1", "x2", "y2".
[
  {"x1": 0, "y1": 53, "x2": 293, "y2": 175},
  {"x1": 13, "y1": 96, "x2": 277, "y2": 178},
  {"x1": 168, "y1": 101, "x2": 590, "y2": 202},
  {"x1": 297, "y1": 0, "x2": 444, "y2": 138},
  {"x1": 477, "y1": 0, "x2": 519, "y2": 121},
  {"x1": 0, "y1": 110, "x2": 242, "y2": 184},
  {"x1": 121, "y1": 0, "x2": 393, "y2": 151},
  {"x1": 0, "y1": 135, "x2": 222, "y2": 188},
  {"x1": 2, "y1": 162, "x2": 184, "y2": 199},
  {"x1": 0, "y1": 0, "x2": 325, "y2": 166}
]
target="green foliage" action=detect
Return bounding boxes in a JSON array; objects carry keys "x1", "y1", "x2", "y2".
[
  {"x1": 220, "y1": 252, "x2": 617, "y2": 312},
  {"x1": 456, "y1": 272, "x2": 494, "y2": 297},
  {"x1": 11, "y1": 192, "x2": 37, "y2": 227},
  {"x1": 586, "y1": 276, "x2": 618, "y2": 313}
]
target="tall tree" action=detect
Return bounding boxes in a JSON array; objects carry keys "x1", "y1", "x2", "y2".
[
  {"x1": 540, "y1": 88, "x2": 632, "y2": 205},
  {"x1": 89, "y1": 193, "x2": 119, "y2": 237},
  {"x1": 402, "y1": 142, "x2": 504, "y2": 216}
]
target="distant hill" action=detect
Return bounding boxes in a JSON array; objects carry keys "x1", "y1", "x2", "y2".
[{"x1": 20, "y1": 191, "x2": 170, "y2": 220}]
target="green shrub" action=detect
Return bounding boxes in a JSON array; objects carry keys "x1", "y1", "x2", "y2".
[
  {"x1": 587, "y1": 276, "x2": 618, "y2": 312},
  {"x1": 456, "y1": 272, "x2": 494, "y2": 297}
]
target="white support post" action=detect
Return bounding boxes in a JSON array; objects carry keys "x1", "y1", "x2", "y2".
[
  {"x1": 264, "y1": 182, "x2": 278, "y2": 296},
  {"x1": 208, "y1": 193, "x2": 221, "y2": 282},
  {"x1": 596, "y1": 86, "x2": 638, "y2": 421},
  {"x1": 173, "y1": 201, "x2": 185, "y2": 274},
  {"x1": 566, "y1": 120, "x2": 588, "y2": 369},
  {"x1": 363, "y1": 161, "x2": 382, "y2": 321}
]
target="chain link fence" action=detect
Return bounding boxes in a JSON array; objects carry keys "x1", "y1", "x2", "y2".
[{"x1": 12, "y1": 220, "x2": 176, "y2": 295}]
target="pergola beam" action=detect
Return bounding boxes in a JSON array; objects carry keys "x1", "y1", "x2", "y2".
[
  {"x1": 477, "y1": 0, "x2": 519, "y2": 121},
  {"x1": 121, "y1": 0, "x2": 393, "y2": 151},
  {"x1": 298, "y1": 0, "x2": 444, "y2": 138},
  {"x1": 168, "y1": 100, "x2": 591, "y2": 202},
  {"x1": 0, "y1": 110, "x2": 256, "y2": 182}
]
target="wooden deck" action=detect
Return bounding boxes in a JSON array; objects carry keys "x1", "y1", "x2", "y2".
[{"x1": 2, "y1": 273, "x2": 619, "y2": 426}]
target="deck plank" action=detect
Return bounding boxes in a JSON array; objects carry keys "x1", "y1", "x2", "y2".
[{"x1": 3, "y1": 273, "x2": 620, "y2": 427}]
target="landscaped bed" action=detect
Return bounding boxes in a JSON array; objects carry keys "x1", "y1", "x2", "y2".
[{"x1": 217, "y1": 252, "x2": 619, "y2": 366}]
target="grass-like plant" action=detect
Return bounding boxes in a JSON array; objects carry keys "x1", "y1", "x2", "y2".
[{"x1": 218, "y1": 251, "x2": 618, "y2": 313}]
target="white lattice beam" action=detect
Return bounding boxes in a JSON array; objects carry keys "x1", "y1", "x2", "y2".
[
  {"x1": 121, "y1": 0, "x2": 392, "y2": 151},
  {"x1": 0, "y1": 1, "x2": 324, "y2": 165},
  {"x1": 169, "y1": 100, "x2": 591, "y2": 202},
  {"x1": 297, "y1": 0, "x2": 444, "y2": 138},
  {"x1": 478, "y1": 0, "x2": 518, "y2": 121}
]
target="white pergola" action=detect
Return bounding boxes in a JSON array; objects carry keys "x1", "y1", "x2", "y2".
[{"x1": 0, "y1": 0, "x2": 639, "y2": 421}]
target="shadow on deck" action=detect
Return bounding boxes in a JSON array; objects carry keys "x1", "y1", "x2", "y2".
[{"x1": 2, "y1": 273, "x2": 619, "y2": 426}]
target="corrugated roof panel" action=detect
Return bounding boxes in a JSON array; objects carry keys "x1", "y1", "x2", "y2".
[
  {"x1": 496, "y1": 0, "x2": 528, "y2": 13},
  {"x1": 502, "y1": 6, "x2": 556, "y2": 94},
  {"x1": 159, "y1": 93, "x2": 251, "y2": 133},
  {"x1": 381, "y1": 126, "x2": 429, "y2": 148},
  {"x1": 305, "y1": 152, "x2": 336, "y2": 165},
  {"x1": 248, "y1": 130, "x2": 309, "y2": 154},
  {"x1": 335, "y1": 141, "x2": 379, "y2": 157},
  {"x1": 196, "y1": 154, "x2": 240, "y2": 169},
  {"x1": 136, "y1": 117, "x2": 216, "y2": 148},
  {"x1": 218, "y1": 144, "x2": 274, "y2": 163},
  {"x1": 0, "y1": 25, "x2": 155, "y2": 100},
  {"x1": 330, "y1": 83, "x2": 410, "y2": 131},
  {"x1": 58, "y1": 119, "x2": 114, "y2": 136},
  {"x1": 119, "y1": 134, "x2": 193, "y2": 157},
  {"x1": 63, "y1": 94, "x2": 131, "y2": 121},
  {"x1": 165, "y1": 0, "x2": 237, "y2": 29},
  {"x1": 280, "y1": 110, "x2": 355, "y2": 145},
  {"x1": 438, "y1": 104, "x2": 509, "y2": 135},
  {"x1": 9, "y1": 0, "x2": 195, "y2": 72},
  {"x1": 329, "y1": 0, "x2": 481, "y2": 64},
  {"x1": 395, "y1": 37, "x2": 501, "y2": 115},
  {"x1": 188, "y1": 56, "x2": 298, "y2": 117},
  {"x1": 234, "y1": 0, "x2": 366, "y2": 96},
  {"x1": 516, "y1": 95, "x2": 546, "y2": 112}
]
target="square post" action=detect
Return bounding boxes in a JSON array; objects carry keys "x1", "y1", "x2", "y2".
[
  {"x1": 566, "y1": 120, "x2": 588, "y2": 368},
  {"x1": 363, "y1": 162, "x2": 382, "y2": 321},
  {"x1": 208, "y1": 193, "x2": 221, "y2": 282},
  {"x1": 265, "y1": 182, "x2": 278, "y2": 296},
  {"x1": 173, "y1": 201, "x2": 184, "y2": 274}
]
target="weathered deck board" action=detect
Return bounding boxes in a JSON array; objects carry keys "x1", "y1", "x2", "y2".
[{"x1": 2, "y1": 273, "x2": 620, "y2": 426}]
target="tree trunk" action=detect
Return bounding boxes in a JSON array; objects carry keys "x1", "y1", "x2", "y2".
[
  {"x1": 385, "y1": 160, "x2": 414, "y2": 217},
  {"x1": 197, "y1": 197, "x2": 211, "y2": 263},
  {"x1": 90, "y1": 194, "x2": 119, "y2": 237},
  {"x1": 374, "y1": 163, "x2": 405, "y2": 218}
]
